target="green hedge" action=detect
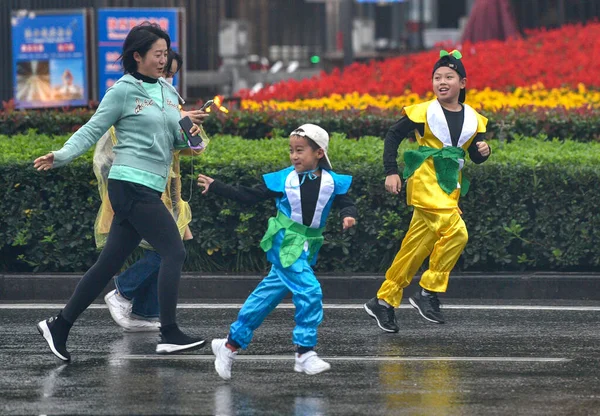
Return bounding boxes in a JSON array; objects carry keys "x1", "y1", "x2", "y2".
[
  {"x1": 2, "y1": 106, "x2": 600, "y2": 141},
  {"x1": 1, "y1": 133, "x2": 599, "y2": 272}
]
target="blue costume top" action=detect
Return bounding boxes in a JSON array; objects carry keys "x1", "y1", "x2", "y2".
[{"x1": 260, "y1": 166, "x2": 352, "y2": 272}]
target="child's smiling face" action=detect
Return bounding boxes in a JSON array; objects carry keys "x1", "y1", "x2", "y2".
[
  {"x1": 289, "y1": 135, "x2": 324, "y2": 173},
  {"x1": 433, "y1": 66, "x2": 466, "y2": 105}
]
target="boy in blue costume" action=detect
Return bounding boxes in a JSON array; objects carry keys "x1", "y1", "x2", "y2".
[{"x1": 197, "y1": 124, "x2": 357, "y2": 380}]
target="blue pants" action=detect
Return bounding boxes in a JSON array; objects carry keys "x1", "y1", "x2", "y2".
[
  {"x1": 229, "y1": 260, "x2": 323, "y2": 349},
  {"x1": 114, "y1": 250, "x2": 160, "y2": 319}
]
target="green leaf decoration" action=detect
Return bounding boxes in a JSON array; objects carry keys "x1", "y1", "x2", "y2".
[
  {"x1": 439, "y1": 50, "x2": 450, "y2": 57},
  {"x1": 259, "y1": 217, "x2": 278, "y2": 252},
  {"x1": 279, "y1": 232, "x2": 307, "y2": 268},
  {"x1": 460, "y1": 177, "x2": 470, "y2": 196},
  {"x1": 307, "y1": 238, "x2": 325, "y2": 263}
]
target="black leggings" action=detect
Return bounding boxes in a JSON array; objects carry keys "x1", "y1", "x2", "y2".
[{"x1": 61, "y1": 180, "x2": 186, "y2": 327}]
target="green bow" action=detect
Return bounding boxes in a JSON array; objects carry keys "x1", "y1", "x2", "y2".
[
  {"x1": 403, "y1": 146, "x2": 469, "y2": 196},
  {"x1": 440, "y1": 49, "x2": 463, "y2": 60}
]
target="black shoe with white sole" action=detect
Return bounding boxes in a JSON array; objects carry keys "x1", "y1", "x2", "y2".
[
  {"x1": 37, "y1": 316, "x2": 71, "y2": 362},
  {"x1": 156, "y1": 324, "x2": 206, "y2": 354},
  {"x1": 364, "y1": 297, "x2": 399, "y2": 333},
  {"x1": 409, "y1": 290, "x2": 445, "y2": 324}
]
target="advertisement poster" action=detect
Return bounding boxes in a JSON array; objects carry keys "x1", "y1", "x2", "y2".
[
  {"x1": 97, "y1": 9, "x2": 179, "y2": 100},
  {"x1": 11, "y1": 10, "x2": 89, "y2": 109}
]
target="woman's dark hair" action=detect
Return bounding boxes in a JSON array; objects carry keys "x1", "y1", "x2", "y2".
[
  {"x1": 165, "y1": 49, "x2": 183, "y2": 77},
  {"x1": 119, "y1": 22, "x2": 171, "y2": 74}
]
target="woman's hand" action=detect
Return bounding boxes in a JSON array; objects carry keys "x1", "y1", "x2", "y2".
[
  {"x1": 182, "y1": 109, "x2": 210, "y2": 125},
  {"x1": 197, "y1": 174, "x2": 215, "y2": 195},
  {"x1": 188, "y1": 123, "x2": 202, "y2": 137},
  {"x1": 33, "y1": 153, "x2": 55, "y2": 171}
]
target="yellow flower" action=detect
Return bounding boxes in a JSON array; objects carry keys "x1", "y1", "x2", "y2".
[{"x1": 241, "y1": 85, "x2": 600, "y2": 111}]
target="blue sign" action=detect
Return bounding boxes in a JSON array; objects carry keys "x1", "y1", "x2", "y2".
[
  {"x1": 97, "y1": 8, "x2": 179, "y2": 100},
  {"x1": 11, "y1": 10, "x2": 89, "y2": 109}
]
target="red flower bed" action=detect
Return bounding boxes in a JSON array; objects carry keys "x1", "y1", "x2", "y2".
[{"x1": 240, "y1": 23, "x2": 600, "y2": 101}]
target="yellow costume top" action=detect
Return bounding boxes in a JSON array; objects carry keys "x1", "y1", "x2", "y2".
[
  {"x1": 403, "y1": 99, "x2": 487, "y2": 210},
  {"x1": 92, "y1": 126, "x2": 210, "y2": 249}
]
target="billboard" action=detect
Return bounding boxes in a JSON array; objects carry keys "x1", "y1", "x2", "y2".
[
  {"x1": 97, "y1": 8, "x2": 179, "y2": 100},
  {"x1": 11, "y1": 9, "x2": 89, "y2": 109}
]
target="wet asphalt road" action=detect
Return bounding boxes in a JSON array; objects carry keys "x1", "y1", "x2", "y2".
[{"x1": 1, "y1": 302, "x2": 600, "y2": 415}]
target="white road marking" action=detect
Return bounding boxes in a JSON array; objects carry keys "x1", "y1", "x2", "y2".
[
  {"x1": 2, "y1": 303, "x2": 600, "y2": 311},
  {"x1": 3, "y1": 303, "x2": 579, "y2": 365},
  {"x1": 118, "y1": 354, "x2": 571, "y2": 363}
]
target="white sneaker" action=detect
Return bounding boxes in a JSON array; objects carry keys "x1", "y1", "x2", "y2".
[
  {"x1": 294, "y1": 351, "x2": 331, "y2": 375},
  {"x1": 105, "y1": 290, "x2": 132, "y2": 326},
  {"x1": 211, "y1": 338, "x2": 237, "y2": 381},
  {"x1": 123, "y1": 318, "x2": 161, "y2": 333},
  {"x1": 105, "y1": 290, "x2": 161, "y2": 332}
]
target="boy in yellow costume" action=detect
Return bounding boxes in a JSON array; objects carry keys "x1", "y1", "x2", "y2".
[{"x1": 364, "y1": 50, "x2": 491, "y2": 332}]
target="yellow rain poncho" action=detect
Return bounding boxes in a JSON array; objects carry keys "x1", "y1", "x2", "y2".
[{"x1": 93, "y1": 126, "x2": 209, "y2": 249}]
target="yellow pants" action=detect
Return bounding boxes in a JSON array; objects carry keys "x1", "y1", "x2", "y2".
[{"x1": 377, "y1": 207, "x2": 468, "y2": 308}]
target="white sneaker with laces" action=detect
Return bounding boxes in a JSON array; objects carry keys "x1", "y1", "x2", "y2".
[
  {"x1": 105, "y1": 290, "x2": 131, "y2": 325},
  {"x1": 105, "y1": 290, "x2": 161, "y2": 332},
  {"x1": 294, "y1": 351, "x2": 331, "y2": 375},
  {"x1": 211, "y1": 338, "x2": 237, "y2": 380}
]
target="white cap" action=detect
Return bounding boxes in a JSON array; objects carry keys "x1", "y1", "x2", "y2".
[{"x1": 290, "y1": 124, "x2": 332, "y2": 170}]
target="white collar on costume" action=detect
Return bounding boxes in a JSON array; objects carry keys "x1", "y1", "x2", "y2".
[
  {"x1": 284, "y1": 169, "x2": 335, "y2": 228},
  {"x1": 426, "y1": 100, "x2": 478, "y2": 148}
]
